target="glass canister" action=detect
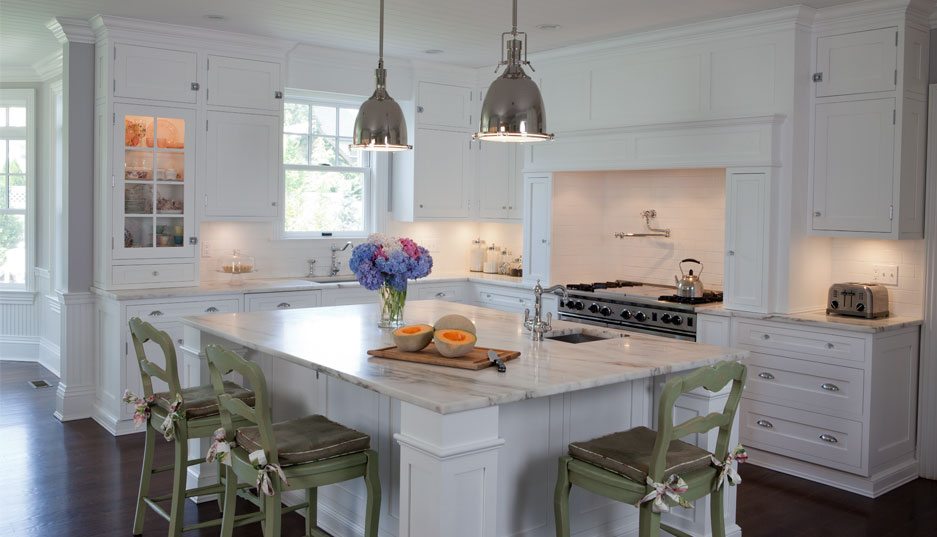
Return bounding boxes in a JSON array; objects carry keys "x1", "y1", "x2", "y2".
[
  {"x1": 221, "y1": 249, "x2": 256, "y2": 274},
  {"x1": 483, "y1": 244, "x2": 500, "y2": 274},
  {"x1": 469, "y1": 238, "x2": 486, "y2": 272}
]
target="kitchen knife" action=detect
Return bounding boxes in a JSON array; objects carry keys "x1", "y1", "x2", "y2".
[{"x1": 487, "y1": 350, "x2": 507, "y2": 373}]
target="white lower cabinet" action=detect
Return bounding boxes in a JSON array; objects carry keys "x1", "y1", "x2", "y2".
[
  {"x1": 732, "y1": 318, "x2": 919, "y2": 496},
  {"x1": 724, "y1": 169, "x2": 770, "y2": 312},
  {"x1": 245, "y1": 290, "x2": 321, "y2": 312},
  {"x1": 521, "y1": 174, "x2": 553, "y2": 285}
]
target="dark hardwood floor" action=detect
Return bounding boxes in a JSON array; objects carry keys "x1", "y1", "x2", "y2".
[{"x1": 1, "y1": 360, "x2": 935, "y2": 537}]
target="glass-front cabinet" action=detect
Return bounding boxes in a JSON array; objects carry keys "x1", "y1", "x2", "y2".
[{"x1": 114, "y1": 104, "x2": 196, "y2": 260}]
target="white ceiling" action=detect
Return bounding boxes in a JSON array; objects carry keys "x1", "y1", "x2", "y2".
[{"x1": 1, "y1": 0, "x2": 867, "y2": 75}]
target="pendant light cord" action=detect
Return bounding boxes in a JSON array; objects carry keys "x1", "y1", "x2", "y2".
[
  {"x1": 378, "y1": 0, "x2": 385, "y2": 69},
  {"x1": 512, "y1": 0, "x2": 518, "y2": 36}
]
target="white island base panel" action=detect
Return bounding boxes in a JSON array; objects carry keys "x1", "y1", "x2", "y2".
[{"x1": 182, "y1": 336, "x2": 741, "y2": 537}]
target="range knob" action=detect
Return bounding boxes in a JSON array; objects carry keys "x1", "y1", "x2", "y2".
[
  {"x1": 575, "y1": 301, "x2": 585, "y2": 310},
  {"x1": 671, "y1": 315, "x2": 683, "y2": 326},
  {"x1": 620, "y1": 309, "x2": 632, "y2": 320},
  {"x1": 830, "y1": 300, "x2": 839, "y2": 310},
  {"x1": 856, "y1": 303, "x2": 865, "y2": 312},
  {"x1": 661, "y1": 314, "x2": 672, "y2": 324},
  {"x1": 599, "y1": 306, "x2": 612, "y2": 317},
  {"x1": 634, "y1": 311, "x2": 647, "y2": 322},
  {"x1": 563, "y1": 299, "x2": 576, "y2": 309},
  {"x1": 588, "y1": 303, "x2": 600, "y2": 313}
]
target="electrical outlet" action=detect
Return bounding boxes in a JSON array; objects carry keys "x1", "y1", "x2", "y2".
[
  {"x1": 201, "y1": 240, "x2": 213, "y2": 258},
  {"x1": 871, "y1": 264, "x2": 898, "y2": 285}
]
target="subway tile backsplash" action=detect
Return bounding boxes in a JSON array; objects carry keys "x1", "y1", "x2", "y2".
[{"x1": 830, "y1": 238, "x2": 925, "y2": 317}]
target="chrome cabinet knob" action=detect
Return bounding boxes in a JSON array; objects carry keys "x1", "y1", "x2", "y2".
[
  {"x1": 820, "y1": 383, "x2": 840, "y2": 392},
  {"x1": 152, "y1": 271, "x2": 160, "y2": 276},
  {"x1": 727, "y1": 250, "x2": 735, "y2": 256},
  {"x1": 435, "y1": 292, "x2": 446, "y2": 298},
  {"x1": 756, "y1": 419, "x2": 774, "y2": 429},
  {"x1": 814, "y1": 211, "x2": 822, "y2": 217},
  {"x1": 819, "y1": 434, "x2": 838, "y2": 443},
  {"x1": 826, "y1": 342, "x2": 835, "y2": 349},
  {"x1": 762, "y1": 334, "x2": 770, "y2": 340},
  {"x1": 758, "y1": 372, "x2": 775, "y2": 380},
  {"x1": 177, "y1": 338, "x2": 183, "y2": 345},
  {"x1": 417, "y1": 105, "x2": 424, "y2": 113}
]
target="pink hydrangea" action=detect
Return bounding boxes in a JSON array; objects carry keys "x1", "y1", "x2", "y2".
[{"x1": 399, "y1": 237, "x2": 420, "y2": 259}]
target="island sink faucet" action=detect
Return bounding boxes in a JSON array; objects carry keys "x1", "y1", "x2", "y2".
[
  {"x1": 524, "y1": 280, "x2": 569, "y2": 340},
  {"x1": 330, "y1": 242, "x2": 353, "y2": 276}
]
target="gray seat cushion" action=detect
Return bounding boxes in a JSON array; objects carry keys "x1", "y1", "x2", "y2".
[
  {"x1": 236, "y1": 415, "x2": 370, "y2": 466},
  {"x1": 569, "y1": 426, "x2": 712, "y2": 482},
  {"x1": 155, "y1": 381, "x2": 255, "y2": 419}
]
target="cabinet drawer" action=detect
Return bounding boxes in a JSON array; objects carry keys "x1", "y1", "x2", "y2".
[
  {"x1": 476, "y1": 288, "x2": 532, "y2": 312},
  {"x1": 127, "y1": 298, "x2": 240, "y2": 323},
  {"x1": 735, "y1": 320, "x2": 866, "y2": 363},
  {"x1": 245, "y1": 291, "x2": 321, "y2": 312},
  {"x1": 414, "y1": 285, "x2": 462, "y2": 302},
  {"x1": 113, "y1": 263, "x2": 196, "y2": 286},
  {"x1": 745, "y1": 353, "x2": 865, "y2": 418},
  {"x1": 740, "y1": 399, "x2": 863, "y2": 472}
]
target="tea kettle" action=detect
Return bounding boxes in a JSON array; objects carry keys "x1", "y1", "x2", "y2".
[{"x1": 674, "y1": 258, "x2": 705, "y2": 298}]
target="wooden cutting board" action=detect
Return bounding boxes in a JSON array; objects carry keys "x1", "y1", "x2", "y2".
[{"x1": 367, "y1": 343, "x2": 520, "y2": 370}]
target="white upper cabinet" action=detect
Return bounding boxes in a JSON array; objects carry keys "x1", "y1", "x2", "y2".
[
  {"x1": 815, "y1": 27, "x2": 898, "y2": 97},
  {"x1": 204, "y1": 111, "x2": 280, "y2": 218},
  {"x1": 409, "y1": 128, "x2": 473, "y2": 219},
  {"x1": 114, "y1": 44, "x2": 199, "y2": 104},
  {"x1": 724, "y1": 169, "x2": 770, "y2": 313},
  {"x1": 206, "y1": 55, "x2": 282, "y2": 111},
  {"x1": 812, "y1": 98, "x2": 895, "y2": 233},
  {"x1": 477, "y1": 143, "x2": 522, "y2": 220},
  {"x1": 522, "y1": 174, "x2": 553, "y2": 285},
  {"x1": 417, "y1": 82, "x2": 472, "y2": 129}
]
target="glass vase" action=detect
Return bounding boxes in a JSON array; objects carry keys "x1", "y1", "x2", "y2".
[{"x1": 378, "y1": 282, "x2": 407, "y2": 328}]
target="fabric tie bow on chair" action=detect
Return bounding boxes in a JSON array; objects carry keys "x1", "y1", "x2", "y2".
[
  {"x1": 711, "y1": 444, "x2": 748, "y2": 491},
  {"x1": 248, "y1": 450, "x2": 289, "y2": 497},
  {"x1": 637, "y1": 474, "x2": 693, "y2": 513},
  {"x1": 206, "y1": 428, "x2": 236, "y2": 466}
]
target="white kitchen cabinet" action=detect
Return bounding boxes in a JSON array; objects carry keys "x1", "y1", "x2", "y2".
[
  {"x1": 393, "y1": 128, "x2": 474, "y2": 220},
  {"x1": 204, "y1": 111, "x2": 280, "y2": 219},
  {"x1": 113, "y1": 44, "x2": 199, "y2": 104},
  {"x1": 320, "y1": 287, "x2": 381, "y2": 307},
  {"x1": 812, "y1": 98, "x2": 895, "y2": 233},
  {"x1": 815, "y1": 27, "x2": 898, "y2": 97},
  {"x1": 417, "y1": 82, "x2": 472, "y2": 129},
  {"x1": 245, "y1": 290, "x2": 322, "y2": 312},
  {"x1": 724, "y1": 169, "x2": 769, "y2": 313},
  {"x1": 206, "y1": 55, "x2": 282, "y2": 111},
  {"x1": 476, "y1": 143, "x2": 523, "y2": 220},
  {"x1": 521, "y1": 174, "x2": 553, "y2": 285},
  {"x1": 695, "y1": 313, "x2": 731, "y2": 346},
  {"x1": 733, "y1": 319, "x2": 920, "y2": 497}
]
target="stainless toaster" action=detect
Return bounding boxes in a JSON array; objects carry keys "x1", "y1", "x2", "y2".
[{"x1": 826, "y1": 283, "x2": 889, "y2": 319}]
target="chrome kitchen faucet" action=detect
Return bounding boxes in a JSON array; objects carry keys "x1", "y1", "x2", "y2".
[
  {"x1": 524, "y1": 280, "x2": 568, "y2": 340},
  {"x1": 330, "y1": 242, "x2": 353, "y2": 276}
]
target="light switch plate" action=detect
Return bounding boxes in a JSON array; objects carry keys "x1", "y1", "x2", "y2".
[
  {"x1": 871, "y1": 264, "x2": 898, "y2": 285},
  {"x1": 201, "y1": 240, "x2": 213, "y2": 258}
]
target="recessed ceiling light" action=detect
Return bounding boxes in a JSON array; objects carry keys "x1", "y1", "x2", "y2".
[
  {"x1": 536, "y1": 24, "x2": 561, "y2": 30},
  {"x1": 204, "y1": 14, "x2": 227, "y2": 21},
  {"x1": 424, "y1": 49, "x2": 444, "y2": 55}
]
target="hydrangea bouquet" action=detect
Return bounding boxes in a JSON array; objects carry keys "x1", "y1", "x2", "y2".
[{"x1": 349, "y1": 234, "x2": 433, "y2": 327}]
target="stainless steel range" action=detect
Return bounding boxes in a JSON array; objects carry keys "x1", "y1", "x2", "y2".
[{"x1": 557, "y1": 280, "x2": 723, "y2": 341}]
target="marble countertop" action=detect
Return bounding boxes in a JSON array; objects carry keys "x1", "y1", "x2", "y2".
[
  {"x1": 696, "y1": 305, "x2": 922, "y2": 333},
  {"x1": 93, "y1": 271, "x2": 527, "y2": 301},
  {"x1": 181, "y1": 300, "x2": 747, "y2": 415}
]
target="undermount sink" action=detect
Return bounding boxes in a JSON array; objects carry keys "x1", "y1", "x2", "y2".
[
  {"x1": 305, "y1": 275, "x2": 359, "y2": 284},
  {"x1": 544, "y1": 328, "x2": 628, "y2": 344}
]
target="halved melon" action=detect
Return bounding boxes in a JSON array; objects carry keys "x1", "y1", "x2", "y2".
[
  {"x1": 393, "y1": 324, "x2": 434, "y2": 352},
  {"x1": 434, "y1": 329, "x2": 477, "y2": 358},
  {"x1": 434, "y1": 314, "x2": 476, "y2": 335}
]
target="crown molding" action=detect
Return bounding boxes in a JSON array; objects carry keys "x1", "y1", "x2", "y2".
[
  {"x1": 529, "y1": 5, "x2": 812, "y2": 64},
  {"x1": 90, "y1": 15, "x2": 295, "y2": 57},
  {"x1": 46, "y1": 17, "x2": 95, "y2": 44},
  {"x1": 32, "y1": 51, "x2": 63, "y2": 82}
]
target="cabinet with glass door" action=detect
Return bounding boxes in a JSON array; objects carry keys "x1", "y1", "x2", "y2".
[{"x1": 115, "y1": 104, "x2": 196, "y2": 260}]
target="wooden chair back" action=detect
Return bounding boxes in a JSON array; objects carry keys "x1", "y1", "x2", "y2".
[
  {"x1": 128, "y1": 317, "x2": 182, "y2": 399},
  {"x1": 648, "y1": 361, "x2": 747, "y2": 481},
  {"x1": 205, "y1": 344, "x2": 279, "y2": 466}
]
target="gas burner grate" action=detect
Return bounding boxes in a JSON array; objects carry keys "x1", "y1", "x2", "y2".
[{"x1": 658, "y1": 292, "x2": 724, "y2": 305}]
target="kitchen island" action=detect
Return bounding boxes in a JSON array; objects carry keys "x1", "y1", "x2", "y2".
[{"x1": 180, "y1": 300, "x2": 748, "y2": 537}]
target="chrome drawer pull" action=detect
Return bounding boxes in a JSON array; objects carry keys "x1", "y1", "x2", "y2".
[
  {"x1": 149, "y1": 310, "x2": 164, "y2": 317},
  {"x1": 205, "y1": 306, "x2": 219, "y2": 313},
  {"x1": 152, "y1": 270, "x2": 160, "y2": 277},
  {"x1": 761, "y1": 334, "x2": 770, "y2": 340},
  {"x1": 758, "y1": 372, "x2": 775, "y2": 380},
  {"x1": 819, "y1": 434, "x2": 838, "y2": 444},
  {"x1": 276, "y1": 302, "x2": 291, "y2": 309},
  {"x1": 435, "y1": 292, "x2": 446, "y2": 297},
  {"x1": 820, "y1": 383, "x2": 840, "y2": 392},
  {"x1": 177, "y1": 339, "x2": 183, "y2": 345},
  {"x1": 756, "y1": 419, "x2": 774, "y2": 429},
  {"x1": 826, "y1": 342, "x2": 835, "y2": 349}
]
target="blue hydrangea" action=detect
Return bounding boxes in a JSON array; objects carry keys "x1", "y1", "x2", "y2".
[{"x1": 348, "y1": 237, "x2": 434, "y2": 291}]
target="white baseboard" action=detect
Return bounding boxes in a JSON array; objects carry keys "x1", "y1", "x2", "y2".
[
  {"x1": 38, "y1": 337, "x2": 60, "y2": 376},
  {"x1": 0, "y1": 336, "x2": 39, "y2": 361},
  {"x1": 92, "y1": 403, "x2": 144, "y2": 436},
  {"x1": 746, "y1": 447, "x2": 919, "y2": 498},
  {"x1": 53, "y1": 383, "x2": 95, "y2": 421}
]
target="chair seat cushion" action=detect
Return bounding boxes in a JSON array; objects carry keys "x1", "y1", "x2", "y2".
[
  {"x1": 236, "y1": 415, "x2": 370, "y2": 466},
  {"x1": 569, "y1": 426, "x2": 713, "y2": 482},
  {"x1": 155, "y1": 381, "x2": 255, "y2": 419}
]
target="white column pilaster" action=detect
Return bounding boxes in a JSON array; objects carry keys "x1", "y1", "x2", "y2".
[
  {"x1": 53, "y1": 291, "x2": 96, "y2": 420},
  {"x1": 395, "y1": 403, "x2": 504, "y2": 537}
]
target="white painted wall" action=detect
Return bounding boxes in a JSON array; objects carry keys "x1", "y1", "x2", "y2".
[{"x1": 551, "y1": 169, "x2": 726, "y2": 288}]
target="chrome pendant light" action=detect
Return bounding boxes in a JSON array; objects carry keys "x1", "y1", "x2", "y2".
[
  {"x1": 350, "y1": 0, "x2": 412, "y2": 151},
  {"x1": 474, "y1": 0, "x2": 553, "y2": 143}
]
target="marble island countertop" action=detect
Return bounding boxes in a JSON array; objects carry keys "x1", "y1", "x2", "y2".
[
  {"x1": 181, "y1": 300, "x2": 747, "y2": 414},
  {"x1": 696, "y1": 304, "x2": 922, "y2": 333},
  {"x1": 92, "y1": 271, "x2": 526, "y2": 301}
]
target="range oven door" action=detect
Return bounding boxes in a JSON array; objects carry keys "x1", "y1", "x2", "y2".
[{"x1": 558, "y1": 312, "x2": 696, "y2": 342}]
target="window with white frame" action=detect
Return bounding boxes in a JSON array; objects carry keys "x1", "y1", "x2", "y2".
[
  {"x1": 282, "y1": 97, "x2": 371, "y2": 237},
  {"x1": 0, "y1": 90, "x2": 33, "y2": 289}
]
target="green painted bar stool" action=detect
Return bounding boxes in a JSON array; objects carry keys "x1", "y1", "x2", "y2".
[
  {"x1": 127, "y1": 317, "x2": 256, "y2": 536},
  {"x1": 555, "y1": 361, "x2": 747, "y2": 537},
  {"x1": 205, "y1": 344, "x2": 381, "y2": 537}
]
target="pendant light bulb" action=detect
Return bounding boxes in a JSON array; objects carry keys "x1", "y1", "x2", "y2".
[
  {"x1": 351, "y1": 0, "x2": 412, "y2": 152},
  {"x1": 474, "y1": 0, "x2": 554, "y2": 143}
]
